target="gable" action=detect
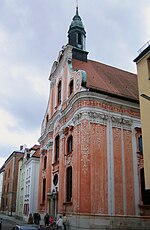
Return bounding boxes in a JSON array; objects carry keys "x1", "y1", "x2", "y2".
[{"x1": 72, "y1": 58, "x2": 139, "y2": 102}]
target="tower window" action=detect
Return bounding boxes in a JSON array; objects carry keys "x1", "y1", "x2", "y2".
[
  {"x1": 69, "y1": 80, "x2": 74, "y2": 96},
  {"x1": 58, "y1": 81, "x2": 61, "y2": 104},
  {"x1": 78, "y1": 33, "x2": 82, "y2": 45},
  {"x1": 66, "y1": 166, "x2": 72, "y2": 202},
  {"x1": 67, "y1": 135, "x2": 73, "y2": 154},
  {"x1": 55, "y1": 135, "x2": 60, "y2": 162}
]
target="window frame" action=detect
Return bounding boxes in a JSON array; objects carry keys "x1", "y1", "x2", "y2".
[
  {"x1": 57, "y1": 81, "x2": 61, "y2": 104},
  {"x1": 67, "y1": 135, "x2": 73, "y2": 154},
  {"x1": 55, "y1": 135, "x2": 60, "y2": 162},
  {"x1": 66, "y1": 166, "x2": 72, "y2": 202}
]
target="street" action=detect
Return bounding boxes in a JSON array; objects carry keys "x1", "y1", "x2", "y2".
[{"x1": 1, "y1": 218, "x2": 16, "y2": 230}]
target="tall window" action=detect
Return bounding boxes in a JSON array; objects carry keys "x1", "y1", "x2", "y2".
[
  {"x1": 138, "y1": 135, "x2": 143, "y2": 154},
  {"x1": 55, "y1": 135, "x2": 60, "y2": 162},
  {"x1": 67, "y1": 135, "x2": 73, "y2": 154},
  {"x1": 140, "y1": 168, "x2": 150, "y2": 205},
  {"x1": 66, "y1": 166, "x2": 72, "y2": 202},
  {"x1": 69, "y1": 80, "x2": 74, "y2": 96},
  {"x1": 44, "y1": 156, "x2": 47, "y2": 170},
  {"x1": 42, "y1": 178, "x2": 46, "y2": 203},
  {"x1": 58, "y1": 81, "x2": 61, "y2": 104}
]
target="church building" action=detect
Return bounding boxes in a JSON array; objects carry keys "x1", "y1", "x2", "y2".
[{"x1": 38, "y1": 6, "x2": 150, "y2": 229}]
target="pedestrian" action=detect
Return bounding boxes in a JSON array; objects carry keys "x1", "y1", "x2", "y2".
[
  {"x1": 49, "y1": 216, "x2": 54, "y2": 227},
  {"x1": 63, "y1": 213, "x2": 67, "y2": 230},
  {"x1": 34, "y1": 213, "x2": 41, "y2": 225},
  {"x1": 56, "y1": 215, "x2": 63, "y2": 230},
  {"x1": 28, "y1": 213, "x2": 33, "y2": 224},
  {"x1": 44, "y1": 213, "x2": 50, "y2": 226}
]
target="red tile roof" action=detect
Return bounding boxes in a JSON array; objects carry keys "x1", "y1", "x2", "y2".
[{"x1": 72, "y1": 59, "x2": 139, "y2": 102}]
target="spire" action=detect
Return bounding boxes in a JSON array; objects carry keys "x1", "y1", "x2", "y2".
[
  {"x1": 76, "y1": 0, "x2": 79, "y2": 16},
  {"x1": 68, "y1": 3, "x2": 88, "y2": 62}
]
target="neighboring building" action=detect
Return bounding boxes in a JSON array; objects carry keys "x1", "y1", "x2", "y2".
[
  {"x1": 23, "y1": 144, "x2": 40, "y2": 221},
  {"x1": 0, "y1": 165, "x2": 5, "y2": 210},
  {"x1": 1, "y1": 146, "x2": 25, "y2": 215},
  {"x1": 16, "y1": 154, "x2": 26, "y2": 218},
  {"x1": 16, "y1": 144, "x2": 40, "y2": 221},
  {"x1": 134, "y1": 41, "x2": 150, "y2": 189},
  {"x1": 38, "y1": 6, "x2": 150, "y2": 229}
]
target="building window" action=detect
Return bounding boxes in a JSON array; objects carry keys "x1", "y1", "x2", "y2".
[
  {"x1": 67, "y1": 135, "x2": 73, "y2": 154},
  {"x1": 42, "y1": 178, "x2": 46, "y2": 203},
  {"x1": 138, "y1": 135, "x2": 143, "y2": 154},
  {"x1": 44, "y1": 156, "x2": 47, "y2": 170},
  {"x1": 58, "y1": 81, "x2": 61, "y2": 104},
  {"x1": 55, "y1": 135, "x2": 60, "y2": 162},
  {"x1": 69, "y1": 80, "x2": 74, "y2": 96},
  {"x1": 66, "y1": 166, "x2": 72, "y2": 202},
  {"x1": 140, "y1": 168, "x2": 150, "y2": 205}
]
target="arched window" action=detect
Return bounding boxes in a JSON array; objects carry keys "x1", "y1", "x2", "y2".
[
  {"x1": 55, "y1": 135, "x2": 60, "y2": 162},
  {"x1": 67, "y1": 135, "x2": 73, "y2": 154},
  {"x1": 44, "y1": 156, "x2": 47, "y2": 170},
  {"x1": 42, "y1": 178, "x2": 46, "y2": 203},
  {"x1": 66, "y1": 166, "x2": 72, "y2": 202},
  {"x1": 69, "y1": 80, "x2": 74, "y2": 96},
  {"x1": 58, "y1": 81, "x2": 61, "y2": 104}
]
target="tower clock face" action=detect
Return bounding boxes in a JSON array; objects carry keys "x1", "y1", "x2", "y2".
[{"x1": 53, "y1": 174, "x2": 58, "y2": 186}]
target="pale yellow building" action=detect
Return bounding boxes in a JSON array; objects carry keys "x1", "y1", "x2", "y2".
[{"x1": 134, "y1": 40, "x2": 150, "y2": 189}]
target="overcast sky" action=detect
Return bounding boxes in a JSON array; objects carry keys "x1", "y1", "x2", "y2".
[{"x1": 0, "y1": 0, "x2": 150, "y2": 168}]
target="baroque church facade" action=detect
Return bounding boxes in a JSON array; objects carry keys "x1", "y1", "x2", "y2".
[{"x1": 38, "y1": 6, "x2": 150, "y2": 229}]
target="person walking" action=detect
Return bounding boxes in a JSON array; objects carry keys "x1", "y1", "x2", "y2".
[
  {"x1": 63, "y1": 213, "x2": 67, "y2": 230},
  {"x1": 44, "y1": 213, "x2": 50, "y2": 226},
  {"x1": 28, "y1": 213, "x2": 33, "y2": 224},
  {"x1": 56, "y1": 215, "x2": 63, "y2": 230}
]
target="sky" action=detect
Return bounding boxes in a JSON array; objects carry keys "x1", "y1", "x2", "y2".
[{"x1": 0, "y1": 0, "x2": 150, "y2": 168}]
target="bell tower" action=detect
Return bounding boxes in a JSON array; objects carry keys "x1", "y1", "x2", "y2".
[{"x1": 68, "y1": 5, "x2": 88, "y2": 62}]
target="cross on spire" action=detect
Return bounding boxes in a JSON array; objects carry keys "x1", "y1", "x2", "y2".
[{"x1": 76, "y1": 0, "x2": 78, "y2": 8}]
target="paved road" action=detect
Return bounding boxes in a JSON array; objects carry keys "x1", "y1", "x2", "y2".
[{"x1": 1, "y1": 218, "x2": 17, "y2": 230}]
